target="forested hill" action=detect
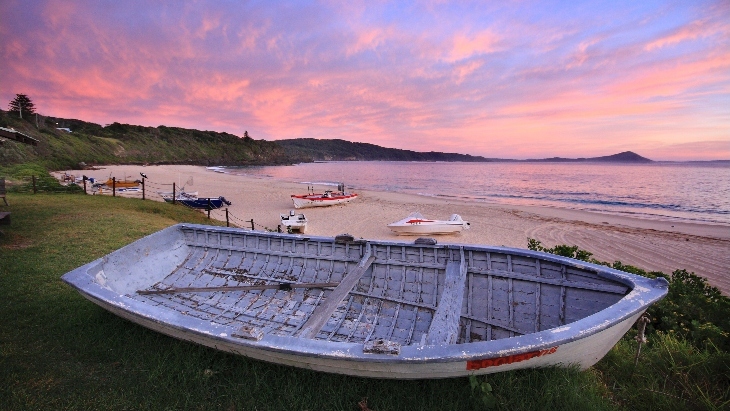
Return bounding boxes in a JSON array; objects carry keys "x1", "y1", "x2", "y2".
[
  {"x1": 275, "y1": 138, "x2": 496, "y2": 162},
  {"x1": 0, "y1": 110, "x2": 296, "y2": 170}
]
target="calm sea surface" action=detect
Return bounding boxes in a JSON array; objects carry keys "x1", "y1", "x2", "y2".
[{"x1": 214, "y1": 162, "x2": 730, "y2": 225}]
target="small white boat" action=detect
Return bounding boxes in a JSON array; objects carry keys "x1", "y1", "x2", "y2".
[
  {"x1": 388, "y1": 212, "x2": 470, "y2": 235},
  {"x1": 291, "y1": 183, "x2": 358, "y2": 209},
  {"x1": 280, "y1": 210, "x2": 308, "y2": 233},
  {"x1": 61, "y1": 224, "x2": 668, "y2": 379}
]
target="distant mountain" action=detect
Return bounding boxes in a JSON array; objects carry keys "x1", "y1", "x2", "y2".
[
  {"x1": 276, "y1": 139, "x2": 653, "y2": 163},
  {"x1": 591, "y1": 151, "x2": 653, "y2": 162},
  {"x1": 526, "y1": 151, "x2": 653, "y2": 163}
]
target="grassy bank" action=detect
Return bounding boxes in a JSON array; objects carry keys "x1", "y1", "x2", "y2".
[{"x1": 1, "y1": 191, "x2": 727, "y2": 410}]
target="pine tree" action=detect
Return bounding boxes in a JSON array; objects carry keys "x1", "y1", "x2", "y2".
[{"x1": 8, "y1": 94, "x2": 36, "y2": 118}]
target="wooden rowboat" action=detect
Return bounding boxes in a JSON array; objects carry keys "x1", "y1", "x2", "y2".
[
  {"x1": 61, "y1": 224, "x2": 668, "y2": 379},
  {"x1": 100, "y1": 177, "x2": 141, "y2": 188}
]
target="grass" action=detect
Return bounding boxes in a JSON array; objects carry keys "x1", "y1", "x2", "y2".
[{"x1": 1, "y1": 192, "x2": 727, "y2": 410}]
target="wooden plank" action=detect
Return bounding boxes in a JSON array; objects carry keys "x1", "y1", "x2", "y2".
[
  {"x1": 425, "y1": 247, "x2": 466, "y2": 345},
  {"x1": 185, "y1": 243, "x2": 362, "y2": 264},
  {"x1": 460, "y1": 313, "x2": 524, "y2": 334},
  {"x1": 137, "y1": 281, "x2": 339, "y2": 295},
  {"x1": 468, "y1": 266, "x2": 628, "y2": 294},
  {"x1": 298, "y1": 249, "x2": 376, "y2": 339}
]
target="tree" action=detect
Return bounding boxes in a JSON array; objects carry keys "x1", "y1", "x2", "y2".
[{"x1": 8, "y1": 94, "x2": 36, "y2": 118}]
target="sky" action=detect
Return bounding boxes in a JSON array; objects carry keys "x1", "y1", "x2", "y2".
[{"x1": 1, "y1": 1, "x2": 729, "y2": 161}]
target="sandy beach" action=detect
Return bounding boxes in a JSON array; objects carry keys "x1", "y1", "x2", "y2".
[{"x1": 55, "y1": 164, "x2": 730, "y2": 295}]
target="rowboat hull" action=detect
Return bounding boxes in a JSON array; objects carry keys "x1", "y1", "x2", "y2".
[
  {"x1": 291, "y1": 193, "x2": 357, "y2": 208},
  {"x1": 388, "y1": 213, "x2": 470, "y2": 235},
  {"x1": 61, "y1": 224, "x2": 668, "y2": 379}
]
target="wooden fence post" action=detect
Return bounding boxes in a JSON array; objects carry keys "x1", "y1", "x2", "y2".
[
  {"x1": 250, "y1": 219, "x2": 255, "y2": 230},
  {"x1": 207, "y1": 199, "x2": 211, "y2": 219},
  {"x1": 112, "y1": 177, "x2": 116, "y2": 197},
  {"x1": 141, "y1": 178, "x2": 145, "y2": 200},
  {"x1": 32, "y1": 175, "x2": 37, "y2": 194},
  {"x1": 172, "y1": 182, "x2": 176, "y2": 205},
  {"x1": 226, "y1": 208, "x2": 229, "y2": 227}
]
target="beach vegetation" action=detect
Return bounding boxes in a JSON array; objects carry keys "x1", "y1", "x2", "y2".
[{"x1": 0, "y1": 110, "x2": 297, "y2": 170}]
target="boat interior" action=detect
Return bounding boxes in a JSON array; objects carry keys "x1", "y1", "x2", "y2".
[{"x1": 117, "y1": 226, "x2": 631, "y2": 346}]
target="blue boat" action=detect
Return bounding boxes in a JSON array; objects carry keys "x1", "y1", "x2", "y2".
[{"x1": 164, "y1": 196, "x2": 231, "y2": 209}]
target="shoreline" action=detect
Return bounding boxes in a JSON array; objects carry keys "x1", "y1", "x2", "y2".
[{"x1": 54, "y1": 164, "x2": 730, "y2": 294}]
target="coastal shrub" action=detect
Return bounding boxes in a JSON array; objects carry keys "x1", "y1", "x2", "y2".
[
  {"x1": 527, "y1": 239, "x2": 730, "y2": 351},
  {"x1": 652, "y1": 269, "x2": 730, "y2": 352}
]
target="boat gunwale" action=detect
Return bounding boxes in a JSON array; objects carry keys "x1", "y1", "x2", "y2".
[{"x1": 61, "y1": 223, "x2": 668, "y2": 365}]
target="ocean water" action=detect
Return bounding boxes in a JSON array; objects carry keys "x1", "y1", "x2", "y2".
[{"x1": 213, "y1": 161, "x2": 730, "y2": 225}]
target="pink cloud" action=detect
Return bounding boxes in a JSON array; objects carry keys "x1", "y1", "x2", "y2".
[{"x1": 448, "y1": 30, "x2": 500, "y2": 62}]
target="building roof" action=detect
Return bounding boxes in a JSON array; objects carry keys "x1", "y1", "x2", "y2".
[{"x1": 0, "y1": 127, "x2": 39, "y2": 146}]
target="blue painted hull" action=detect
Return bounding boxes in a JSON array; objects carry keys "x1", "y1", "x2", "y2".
[{"x1": 165, "y1": 197, "x2": 231, "y2": 209}]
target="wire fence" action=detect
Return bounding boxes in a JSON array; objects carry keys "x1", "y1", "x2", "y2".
[{"x1": 9, "y1": 174, "x2": 284, "y2": 232}]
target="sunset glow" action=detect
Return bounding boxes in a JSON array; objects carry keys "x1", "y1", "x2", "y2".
[{"x1": 1, "y1": 0, "x2": 728, "y2": 161}]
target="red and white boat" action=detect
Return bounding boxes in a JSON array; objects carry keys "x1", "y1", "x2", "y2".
[
  {"x1": 388, "y1": 212, "x2": 470, "y2": 235},
  {"x1": 291, "y1": 184, "x2": 358, "y2": 209}
]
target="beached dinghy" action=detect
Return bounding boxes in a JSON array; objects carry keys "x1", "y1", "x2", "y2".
[
  {"x1": 280, "y1": 210, "x2": 308, "y2": 233},
  {"x1": 61, "y1": 224, "x2": 667, "y2": 379},
  {"x1": 388, "y1": 212, "x2": 471, "y2": 235},
  {"x1": 163, "y1": 196, "x2": 231, "y2": 210},
  {"x1": 99, "y1": 176, "x2": 141, "y2": 188},
  {"x1": 291, "y1": 183, "x2": 358, "y2": 209}
]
